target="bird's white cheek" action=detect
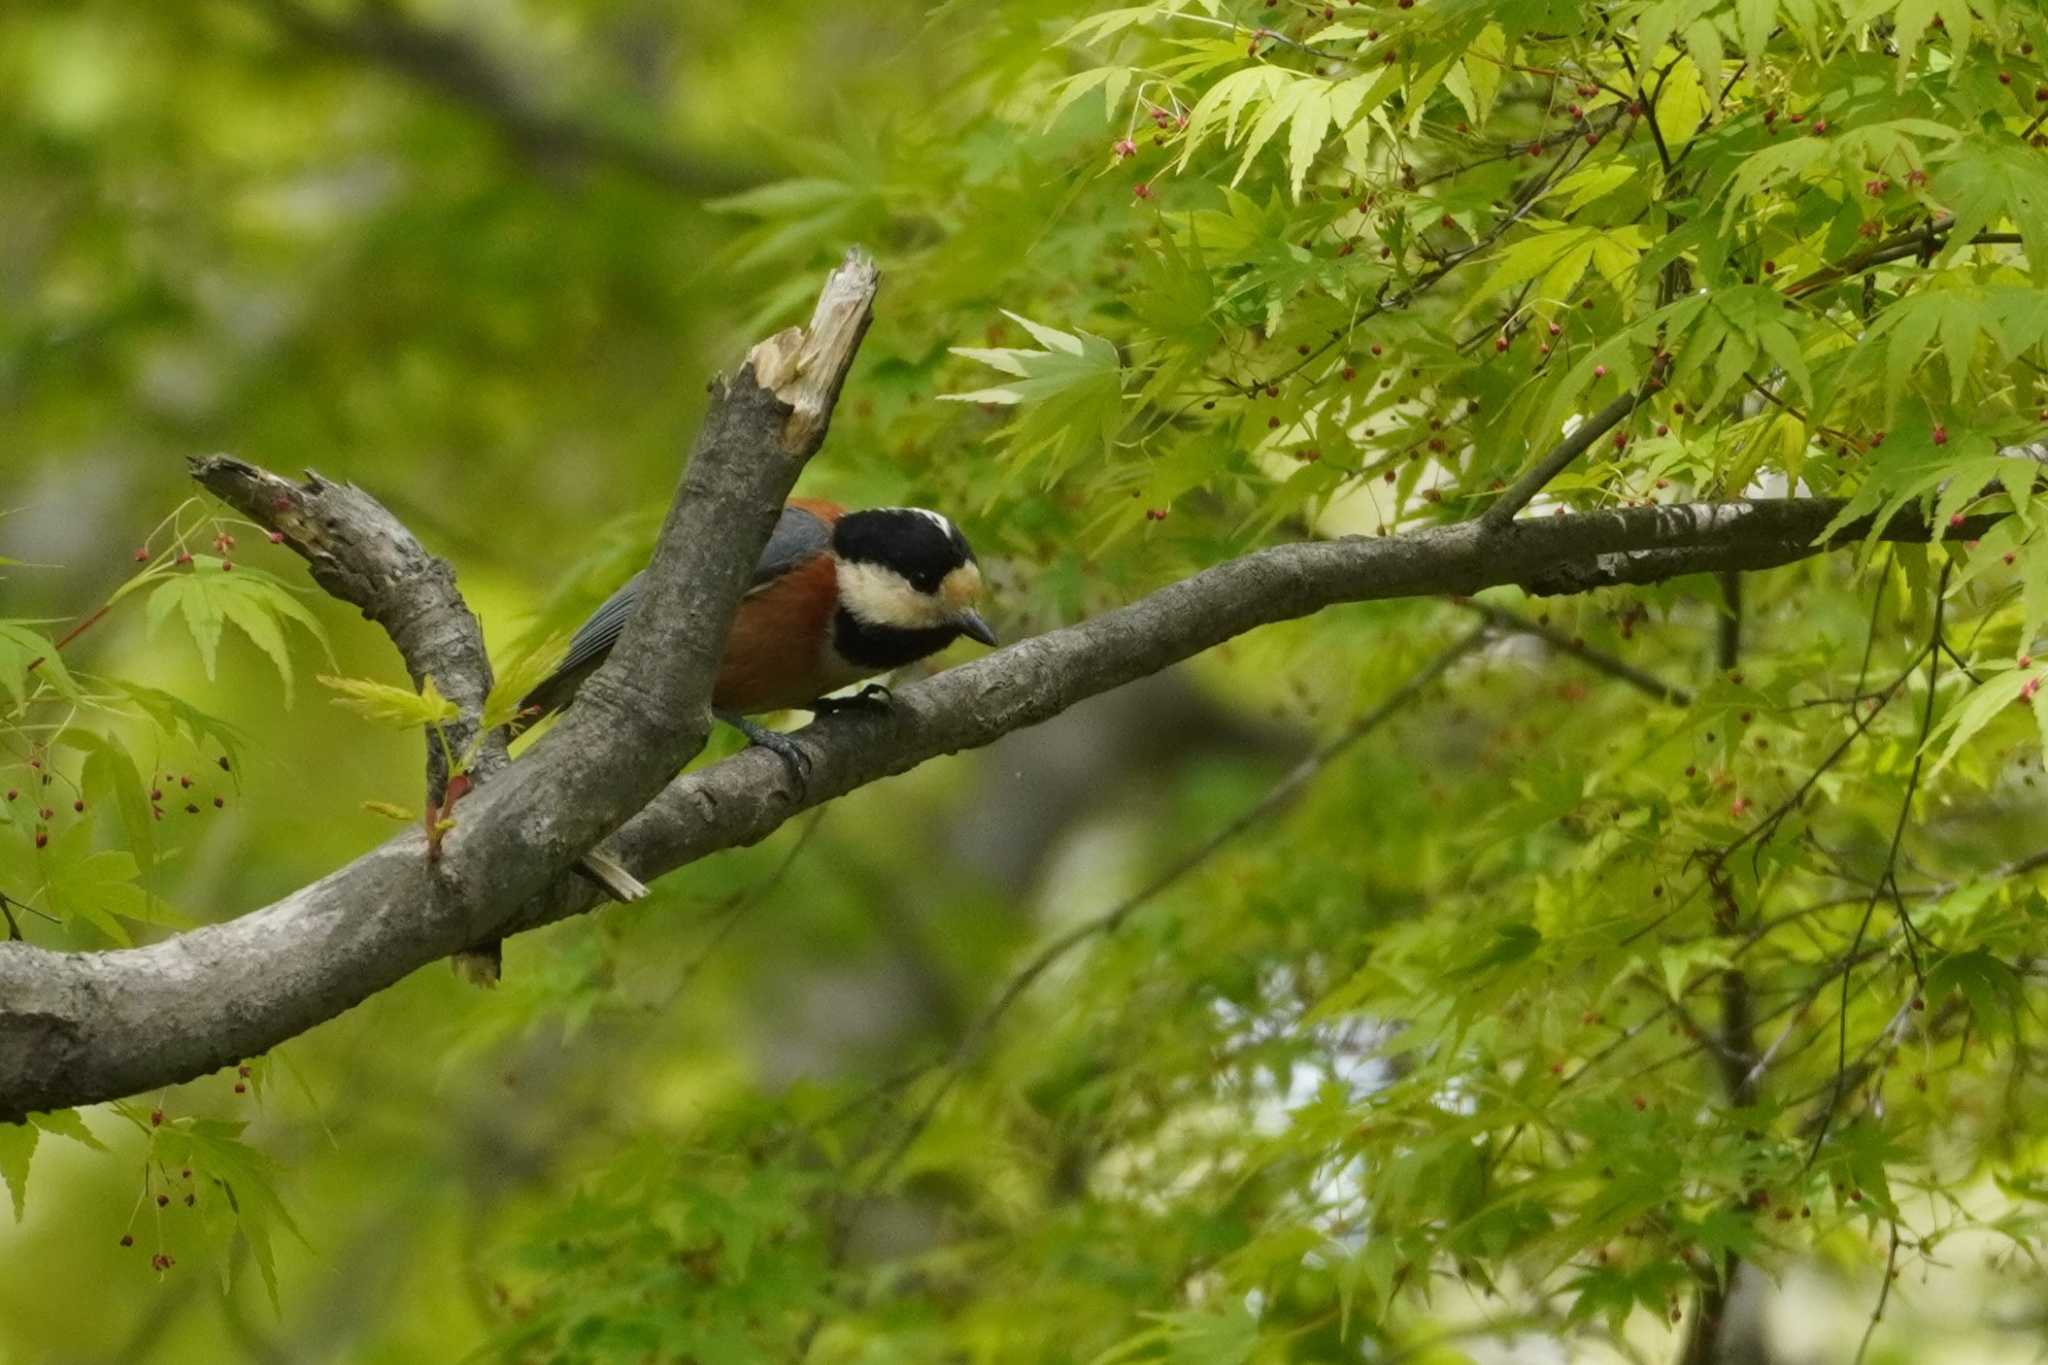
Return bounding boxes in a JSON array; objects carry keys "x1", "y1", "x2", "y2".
[{"x1": 837, "y1": 561, "x2": 950, "y2": 629}]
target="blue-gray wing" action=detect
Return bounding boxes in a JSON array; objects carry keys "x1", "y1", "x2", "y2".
[
  {"x1": 754, "y1": 501, "x2": 834, "y2": 589},
  {"x1": 516, "y1": 504, "x2": 834, "y2": 723}
]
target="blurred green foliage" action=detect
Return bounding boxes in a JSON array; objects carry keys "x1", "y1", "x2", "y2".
[{"x1": 6, "y1": 0, "x2": 2048, "y2": 1362}]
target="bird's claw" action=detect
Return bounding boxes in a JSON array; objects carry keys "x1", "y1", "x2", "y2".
[
  {"x1": 808, "y1": 682, "x2": 894, "y2": 717},
  {"x1": 717, "y1": 711, "x2": 812, "y2": 797}
]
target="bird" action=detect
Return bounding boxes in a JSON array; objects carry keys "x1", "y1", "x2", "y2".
[
  {"x1": 516, "y1": 496, "x2": 996, "y2": 783},
  {"x1": 451, "y1": 498, "x2": 997, "y2": 987}
]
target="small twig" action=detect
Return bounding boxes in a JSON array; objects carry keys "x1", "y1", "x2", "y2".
[
  {"x1": 1808, "y1": 569, "x2": 1947, "y2": 1168},
  {"x1": 1853, "y1": 1221, "x2": 1903, "y2": 1365},
  {"x1": 1482, "y1": 377, "x2": 1661, "y2": 529},
  {"x1": 658, "y1": 809, "x2": 827, "y2": 1010},
  {"x1": 1455, "y1": 598, "x2": 1694, "y2": 706}
]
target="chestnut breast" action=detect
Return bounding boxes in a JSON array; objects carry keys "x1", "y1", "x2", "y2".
[{"x1": 713, "y1": 552, "x2": 860, "y2": 713}]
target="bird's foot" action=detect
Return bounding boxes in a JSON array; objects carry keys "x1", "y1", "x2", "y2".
[
  {"x1": 717, "y1": 710, "x2": 812, "y2": 795},
  {"x1": 807, "y1": 682, "x2": 894, "y2": 717}
]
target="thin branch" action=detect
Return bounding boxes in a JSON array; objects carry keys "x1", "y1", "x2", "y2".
[{"x1": 1853, "y1": 1221, "x2": 1903, "y2": 1365}]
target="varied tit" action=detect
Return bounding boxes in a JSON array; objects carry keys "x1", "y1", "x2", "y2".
[{"x1": 516, "y1": 498, "x2": 997, "y2": 779}]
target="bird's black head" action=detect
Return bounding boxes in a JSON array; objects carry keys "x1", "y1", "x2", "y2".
[{"x1": 830, "y1": 507, "x2": 996, "y2": 659}]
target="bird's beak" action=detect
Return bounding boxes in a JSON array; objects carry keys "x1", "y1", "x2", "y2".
[{"x1": 957, "y1": 610, "x2": 998, "y2": 647}]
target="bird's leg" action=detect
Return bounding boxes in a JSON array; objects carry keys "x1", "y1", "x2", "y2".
[
  {"x1": 807, "y1": 682, "x2": 894, "y2": 716},
  {"x1": 716, "y1": 709, "x2": 811, "y2": 794}
]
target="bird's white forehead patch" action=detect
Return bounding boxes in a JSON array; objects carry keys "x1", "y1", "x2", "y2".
[
  {"x1": 837, "y1": 560, "x2": 954, "y2": 629},
  {"x1": 897, "y1": 507, "x2": 956, "y2": 538}
]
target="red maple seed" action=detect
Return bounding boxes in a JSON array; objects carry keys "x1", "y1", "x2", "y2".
[
  {"x1": 1494, "y1": 336, "x2": 1509, "y2": 352},
  {"x1": 1933, "y1": 425, "x2": 1948, "y2": 445},
  {"x1": 33, "y1": 831, "x2": 46, "y2": 850},
  {"x1": 1593, "y1": 365, "x2": 1608, "y2": 378},
  {"x1": 133, "y1": 546, "x2": 150, "y2": 562},
  {"x1": 151, "y1": 1108, "x2": 164, "y2": 1126},
  {"x1": 267, "y1": 530, "x2": 284, "y2": 544},
  {"x1": 119, "y1": 1235, "x2": 134, "y2": 1248}
]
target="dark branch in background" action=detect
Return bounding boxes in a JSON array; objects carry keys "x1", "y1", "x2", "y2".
[
  {"x1": 1454, "y1": 598, "x2": 1694, "y2": 708},
  {"x1": 243, "y1": 0, "x2": 755, "y2": 196},
  {"x1": 1786, "y1": 214, "x2": 2024, "y2": 299},
  {"x1": 1681, "y1": 569, "x2": 1755, "y2": 1365}
]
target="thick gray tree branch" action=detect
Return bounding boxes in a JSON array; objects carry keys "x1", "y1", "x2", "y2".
[
  {"x1": 0, "y1": 248, "x2": 880, "y2": 1121},
  {"x1": 0, "y1": 446, "x2": 2000, "y2": 1117}
]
